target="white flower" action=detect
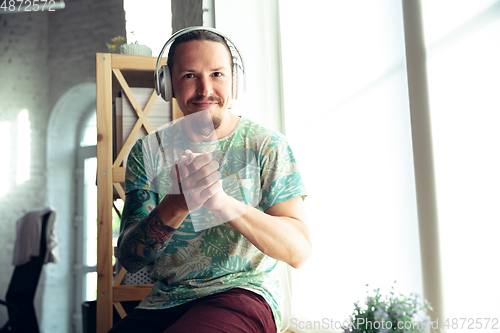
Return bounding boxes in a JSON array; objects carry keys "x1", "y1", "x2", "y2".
[{"x1": 374, "y1": 307, "x2": 389, "y2": 322}]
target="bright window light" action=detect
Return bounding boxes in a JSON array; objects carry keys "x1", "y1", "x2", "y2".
[
  {"x1": 84, "y1": 157, "x2": 98, "y2": 267},
  {"x1": 85, "y1": 271, "x2": 98, "y2": 302},
  {"x1": 421, "y1": 0, "x2": 497, "y2": 45},
  {"x1": 422, "y1": 0, "x2": 500, "y2": 323},
  {"x1": 0, "y1": 121, "x2": 11, "y2": 197},
  {"x1": 16, "y1": 109, "x2": 31, "y2": 185},
  {"x1": 123, "y1": 0, "x2": 172, "y2": 57},
  {"x1": 81, "y1": 112, "x2": 97, "y2": 147},
  {"x1": 279, "y1": 0, "x2": 421, "y2": 324}
]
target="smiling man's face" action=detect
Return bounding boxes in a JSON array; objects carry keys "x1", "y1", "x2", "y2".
[{"x1": 170, "y1": 40, "x2": 233, "y2": 136}]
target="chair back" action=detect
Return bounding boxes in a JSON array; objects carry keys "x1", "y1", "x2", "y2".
[{"x1": 4, "y1": 211, "x2": 51, "y2": 333}]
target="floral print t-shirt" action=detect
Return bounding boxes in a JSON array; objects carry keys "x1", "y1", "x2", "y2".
[{"x1": 124, "y1": 116, "x2": 306, "y2": 331}]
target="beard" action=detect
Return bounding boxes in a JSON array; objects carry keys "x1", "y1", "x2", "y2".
[
  {"x1": 192, "y1": 112, "x2": 222, "y2": 137},
  {"x1": 188, "y1": 95, "x2": 225, "y2": 137}
]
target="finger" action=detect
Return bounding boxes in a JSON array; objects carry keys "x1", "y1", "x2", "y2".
[
  {"x1": 175, "y1": 151, "x2": 191, "y2": 165},
  {"x1": 187, "y1": 153, "x2": 213, "y2": 174},
  {"x1": 175, "y1": 150, "x2": 194, "y2": 166},
  {"x1": 176, "y1": 153, "x2": 195, "y2": 179},
  {"x1": 181, "y1": 152, "x2": 200, "y2": 178},
  {"x1": 195, "y1": 170, "x2": 221, "y2": 188},
  {"x1": 199, "y1": 179, "x2": 223, "y2": 202},
  {"x1": 185, "y1": 152, "x2": 197, "y2": 166},
  {"x1": 179, "y1": 158, "x2": 190, "y2": 179},
  {"x1": 176, "y1": 151, "x2": 201, "y2": 179},
  {"x1": 188, "y1": 160, "x2": 220, "y2": 186}
]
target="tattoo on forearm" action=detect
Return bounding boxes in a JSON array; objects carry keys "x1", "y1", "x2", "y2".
[
  {"x1": 118, "y1": 190, "x2": 176, "y2": 271},
  {"x1": 145, "y1": 210, "x2": 176, "y2": 243}
]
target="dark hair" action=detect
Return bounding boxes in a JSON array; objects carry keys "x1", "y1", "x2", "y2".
[{"x1": 167, "y1": 29, "x2": 234, "y2": 72}]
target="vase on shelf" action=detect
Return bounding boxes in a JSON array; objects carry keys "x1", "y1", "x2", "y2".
[{"x1": 118, "y1": 44, "x2": 152, "y2": 56}]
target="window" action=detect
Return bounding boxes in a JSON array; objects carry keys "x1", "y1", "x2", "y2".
[
  {"x1": 74, "y1": 111, "x2": 123, "y2": 332},
  {"x1": 279, "y1": 1, "x2": 422, "y2": 326},
  {"x1": 278, "y1": 0, "x2": 500, "y2": 330},
  {"x1": 73, "y1": 112, "x2": 98, "y2": 333},
  {"x1": 123, "y1": 0, "x2": 172, "y2": 56},
  {"x1": 421, "y1": 0, "x2": 500, "y2": 324}
]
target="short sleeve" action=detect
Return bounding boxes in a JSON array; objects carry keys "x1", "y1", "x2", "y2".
[
  {"x1": 259, "y1": 133, "x2": 307, "y2": 211},
  {"x1": 125, "y1": 138, "x2": 150, "y2": 193}
]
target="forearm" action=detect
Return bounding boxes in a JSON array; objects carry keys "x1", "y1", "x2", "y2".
[
  {"x1": 118, "y1": 207, "x2": 176, "y2": 273},
  {"x1": 213, "y1": 196, "x2": 312, "y2": 269},
  {"x1": 156, "y1": 192, "x2": 190, "y2": 229},
  {"x1": 117, "y1": 190, "x2": 187, "y2": 273}
]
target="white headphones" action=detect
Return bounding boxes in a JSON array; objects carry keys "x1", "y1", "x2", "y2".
[{"x1": 154, "y1": 26, "x2": 246, "y2": 103}]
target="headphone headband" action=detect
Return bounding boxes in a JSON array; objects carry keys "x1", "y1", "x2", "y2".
[{"x1": 154, "y1": 26, "x2": 246, "y2": 98}]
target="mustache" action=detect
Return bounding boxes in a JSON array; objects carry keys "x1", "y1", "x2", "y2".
[{"x1": 188, "y1": 95, "x2": 224, "y2": 105}]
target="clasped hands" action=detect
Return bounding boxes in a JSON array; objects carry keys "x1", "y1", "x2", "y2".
[{"x1": 169, "y1": 150, "x2": 229, "y2": 213}]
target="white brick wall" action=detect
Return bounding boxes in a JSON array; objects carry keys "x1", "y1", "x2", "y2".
[
  {"x1": 48, "y1": 0, "x2": 126, "y2": 106},
  {"x1": 0, "y1": 0, "x2": 125, "y2": 331},
  {"x1": 0, "y1": 10, "x2": 51, "y2": 329},
  {"x1": 0, "y1": 1, "x2": 205, "y2": 331}
]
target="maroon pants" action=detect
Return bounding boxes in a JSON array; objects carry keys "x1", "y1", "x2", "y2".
[{"x1": 108, "y1": 288, "x2": 276, "y2": 333}]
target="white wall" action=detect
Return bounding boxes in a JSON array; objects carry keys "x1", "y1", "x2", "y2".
[
  {"x1": 0, "y1": 2, "x2": 126, "y2": 331},
  {"x1": 214, "y1": 0, "x2": 284, "y2": 133},
  {"x1": 45, "y1": 82, "x2": 97, "y2": 332},
  {"x1": 0, "y1": 11, "x2": 51, "y2": 328}
]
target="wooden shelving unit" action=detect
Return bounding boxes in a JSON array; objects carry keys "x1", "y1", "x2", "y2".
[{"x1": 95, "y1": 53, "x2": 181, "y2": 333}]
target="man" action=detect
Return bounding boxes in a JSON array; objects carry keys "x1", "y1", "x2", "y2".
[{"x1": 110, "y1": 27, "x2": 311, "y2": 333}]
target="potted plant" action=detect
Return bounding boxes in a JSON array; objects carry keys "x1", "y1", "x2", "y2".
[
  {"x1": 343, "y1": 282, "x2": 433, "y2": 333},
  {"x1": 107, "y1": 34, "x2": 152, "y2": 56},
  {"x1": 107, "y1": 36, "x2": 126, "y2": 53}
]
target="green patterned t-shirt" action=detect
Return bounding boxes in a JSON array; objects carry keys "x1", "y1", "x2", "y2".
[{"x1": 124, "y1": 116, "x2": 306, "y2": 331}]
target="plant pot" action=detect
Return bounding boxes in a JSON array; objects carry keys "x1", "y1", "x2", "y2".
[{"x1": 118, "y1": 44, "x2": 152, "y2": 56}]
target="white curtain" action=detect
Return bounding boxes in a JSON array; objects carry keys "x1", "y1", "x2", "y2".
[
  {"x1": 279, "y1": 0, "x2": 422, "y2": 326},
  {"x1": 422, "y1": 0, "x2": 500, "y2": 325},
  {"x1": 279, "y1": 0, "x2": 500, "y2": 330},
  {"x1": 213, "y1": 0, "x2": 500, "y2": 330}
]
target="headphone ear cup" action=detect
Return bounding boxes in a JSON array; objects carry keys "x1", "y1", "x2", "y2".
[{"x1": 158, "y1": 65, "x2": 173, "y2": 102}]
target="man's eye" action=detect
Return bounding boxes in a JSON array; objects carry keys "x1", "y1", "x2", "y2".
[
  {"x1": 213, "y1": 72, "x2": 223, "y2": 77},
  {"x1": 184, "y1": 74, "x2": 194, "y2": 79}
]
